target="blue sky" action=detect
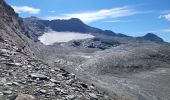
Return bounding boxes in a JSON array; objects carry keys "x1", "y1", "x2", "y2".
[{"x1": 6, "y1": 0, "x2": 170, "y2": 42}]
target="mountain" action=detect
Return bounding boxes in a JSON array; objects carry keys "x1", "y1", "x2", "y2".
[
  {"x1": 24, "y1": 17, "x2": 165, "y2": 45},
  {"x1": 0, "y1": 1, "x2": 113, "y2": 100},
  {"x1": 137, "y1": 33, "x2": 164, "y2": 42},
  {"x1": 23, "y1": 17, "x2": 128, "y2": 41}
]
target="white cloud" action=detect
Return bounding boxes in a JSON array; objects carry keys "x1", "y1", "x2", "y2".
[
  {"x1": 45, "y1": 6, "x2": 136, "y2": 23},
  {"x1": 159, "y1": 13, "x2": 170, "y2": 21},
  {"x1": 104, "y1": 20, "x2": 121, "y2": 23},
  {"x1": 12, "y1": 5, "x2": 40, "y2": 14},
  {"x1": 159, "y1": 11, "x2": 170, "y2": 21},
  {"x1": 104, "y1": 19, "x2": 132, "y2": 23}
]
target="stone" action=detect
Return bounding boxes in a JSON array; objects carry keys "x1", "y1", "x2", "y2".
[
  {"x1": 12, "y1": 82, "x2": 20, "y2": 86},
  {"x1": 27, "y1": 65, "x2": 32, "y2": 68},
  {"x1": 0, "y1": 77, "x2": 6, "y2": 85},
  {"x1": 89, "y1": 93, "x2": 98, "y2": 99},
  {"x1": 0, "y1": 92, "x2": 3, "y2": 96},
  {"x1": 9, "y1": 94, "x2": 18, "y2": 100},
  {"x1": 50, "y1": 79, "x2": 59, "y2": 84},
  {"x1": 80, "y1": 83, "x2": 88, "y2": 88},
  {"x1": 47, "y1": 82, "x2": 56, "y2": 87},
  {"x1": 54, "y1": 87, "x2": 64, "y2": 95},
  {"x1": 39, "y1": 89, "x2": 47, "y2": 94},
  {"x1": 15, "y1": 94, "x2": 35, "y2": 100},
  {"x1": 66, "y1": 95, "x2": 76, "y2": 100},
  {"x1": 3, "y1": 90, "x2": 12, "y2": 95},
  {"x1": 14, "y1": 63, "x2": 22, "y2": 66},
  {"x1": 66, "y1": 79, "x2": 74, "y2": 85},
  {"x1": 29, "y1": 73, "x2": 49, "y2": 80},
  {"x1": 55, "y1": 87, "x2": 64, "y2": 92}
]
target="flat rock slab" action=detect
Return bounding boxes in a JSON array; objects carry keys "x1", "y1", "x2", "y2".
[{"x1": 29, "y1": 73, "x2": 49, "y2": 80}]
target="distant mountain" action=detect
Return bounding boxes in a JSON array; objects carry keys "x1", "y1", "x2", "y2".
[
  {"x1": 24, "y1": 17, "x2": 165, "y2": 44},
  {"x1": 23, "y1": 17, "x2": 128, "y2": 41},
  {"x1": 137, "y1": 33, "x2": 164, "y2": 42}
]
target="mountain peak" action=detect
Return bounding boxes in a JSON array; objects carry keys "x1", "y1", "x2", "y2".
[
  {"x1": 141, "y1": 33, "x2": 164, "y2": 42},
  {"x1": 144, "y1": 33, "x2": 157, "y2": 37},
  {"x1": 24, "y1": 16, "x2": 40, "y2": 21},
  {"x1": 69, "y1": 18, "x2": 82, "y2": 21}
]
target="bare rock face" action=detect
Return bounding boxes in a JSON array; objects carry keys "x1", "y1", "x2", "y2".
[{"x1": 0, "y1": 0, "x2": 39, "y2": 57}]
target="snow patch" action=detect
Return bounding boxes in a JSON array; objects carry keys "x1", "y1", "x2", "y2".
[{"x1": 38, "y1": 31, "x2": 94, "y2": 45}]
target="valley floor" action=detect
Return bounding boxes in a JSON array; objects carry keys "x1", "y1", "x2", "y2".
[{"x1": 83, "y1": 67, "x2": 170, "y2": 100}]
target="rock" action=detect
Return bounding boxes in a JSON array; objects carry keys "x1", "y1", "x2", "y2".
[
  {"x1": 47, "y1": 82, "x2": 56, "y2": 87},
  {"x1": 54, "y1": 87, "x2": 64, "y2": 95},
  {"x1": 3, "y1": 90, "x2": 12, "y2": 95},
  {"x1": 80, "y1": 83, "x2": 88, "y2": 88},
  {"x1": 0, "y1": 92, "x2": 3, "y2": 96},
  {"x1": 66, "y1": 79, "x2": 74, "y2": 85},
  {"x1": 89, "y1": 85, "x2": 95, "y2": 90},
  {"x1": 27, "y1": 65, "x2": 32, "y2": 68},
  {"x1": 29, "y1": 73, "x2": 49, "y2": 80},
  {"x1": 89, "y1": 93, "x2": 98, "y2": 99},
  {"x1": 50, "y1": 78, "x2": 59, "y2": 84},
  {"x1": 15, "y1": 94, "x2": 35, "y2": 100},
  {"x1": 12, "y1": 82, "x2": 20, "y2": 86},
  {"x1": 39, "y1": 89, "x2": 47, "y2": 94},
  {"x1": 9, "y1": 94, "x2": 18, "y2": 100},
  {"x1": 14, "y1": 63, "x2": 22, "y2": 66},
  {"x1": 5, "y1": 82, "x2": 13, "y2": 86},
  {"x1": 66, "y1": 95, "x2": 76, "y2": 100},
  {"x1": 0, "y1": 77, "x2": 6, "y2": 85},
  {"x1": 55, "y1": 87, "x2": 64, "y2": 92}
]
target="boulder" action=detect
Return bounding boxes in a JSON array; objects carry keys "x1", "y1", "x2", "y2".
[{"x1": 15, "y1": 94, "x2": 35, "y2": 100}]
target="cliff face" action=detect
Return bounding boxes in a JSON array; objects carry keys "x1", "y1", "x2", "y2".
[{"x1": 0, "y1": 0, "x2": 36, "y2": 56}]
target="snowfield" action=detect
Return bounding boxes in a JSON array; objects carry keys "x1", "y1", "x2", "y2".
[{"x1": 38, "y1": 31, "x2": 94, "y2": 45}]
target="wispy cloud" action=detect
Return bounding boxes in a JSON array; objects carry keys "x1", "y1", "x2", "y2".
[
  {"x1": 159, "y1": 11, "x2": 170, "y2": 21},
  {"x1": 162, "y1": 29, "x2": 170, "y2": 32},
  {"x1": 49, "y1": 10, "x2": 56, "y2": 13},
  {"x1": 140, "y1": 28, "x2": 170, "y2": 33},
  {"x1": 45, "y1": 6, "x2": 137, "y2": 23},
  {"x1": 104, "y1": 19, "x2": 133, "y2": 23},
  {"x1": 12, "y1": 5, "x2": 40, "y2": 14}
]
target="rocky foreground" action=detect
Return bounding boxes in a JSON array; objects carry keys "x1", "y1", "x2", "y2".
[{"x1": 0, "y1": 41, "x2": 113, "y2": 100}]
